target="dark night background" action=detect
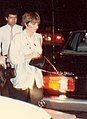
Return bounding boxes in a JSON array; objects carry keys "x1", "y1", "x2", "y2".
[{"x1": 0, "y1": 0, "x2": 87, "y2": 32}]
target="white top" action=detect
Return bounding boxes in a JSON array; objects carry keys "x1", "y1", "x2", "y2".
[
  {"x1": 9, "y1": 30, "x2": 43, "y2": 89},
  {"x1": 0, "y1": 96, "x2": 51, "y2": 119},
  {"x1": 0, "y1": 24, "x2": 22, "y2": 55}
]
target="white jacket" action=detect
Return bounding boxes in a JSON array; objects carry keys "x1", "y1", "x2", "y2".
[{"x1": 9, "y1": 30, "x2": 43, "y2": 89}]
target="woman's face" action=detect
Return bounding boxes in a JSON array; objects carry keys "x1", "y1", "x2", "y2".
[{"x1": 26, "y1": 21, "x2": 39, "y2": 33}]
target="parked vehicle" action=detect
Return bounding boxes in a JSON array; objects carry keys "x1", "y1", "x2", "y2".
[
  {"x1": 42, "y1": 54, "x2": 75, "y2": 96},
  {"x1": 42, "y1": 32, "x2": 75, "y2": 97},
  {"x1": 55, "y1": 30, "x2": 87, "y2": 99}
]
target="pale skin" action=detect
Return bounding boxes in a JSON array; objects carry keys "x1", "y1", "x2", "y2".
[
  {"x1": 5, "y1": 14, "x2": 17, "y2": 27},
  {"x1": 24, "y1": 21, "x2": 41, "y2": 60},
  {"x1": 0, "y1": 55, "x2": 7, "y2": 68}
]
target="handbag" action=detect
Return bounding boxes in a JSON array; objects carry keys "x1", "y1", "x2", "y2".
[
  {"x1": 5, "y1": 62, "x2": 16, "y2": 78},
  {"x1": 29, "y1": 56, "x2": 45, "y2": 69}
]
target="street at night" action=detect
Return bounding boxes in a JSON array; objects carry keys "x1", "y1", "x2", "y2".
[{"x1": 0, "y1": 0, "x2": 87, "y2": 119}]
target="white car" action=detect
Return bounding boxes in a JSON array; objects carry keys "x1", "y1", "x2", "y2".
[
  {"x1": 0, "y1": 96, "x2": 76, "y2": 119},
  {"x1": 0, "y1": 96, "x2": 51, "y2": 119}
]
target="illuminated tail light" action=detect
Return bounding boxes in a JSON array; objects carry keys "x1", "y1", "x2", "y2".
[
  {"x1": 56, "y1": 35, "x2": 61, "y2": 39},
  {"x1": 67, "y1": 77, "x2": 75, "y2": 91},
  {"x1": 56, "y1": 35, "x2": 64, "y2": 43},
  {"x1": 42, "y1": 33, "x2": 64, "y2": 43},
  {"x1": 59, "y1": 76, "x2": 68, "y2": 93},
  {"x1": 43, "y1": 75, "x2": 75, "y2": 93},
  {"x1": 43, "y1": 76, "x2": 60, "y2": 90}
]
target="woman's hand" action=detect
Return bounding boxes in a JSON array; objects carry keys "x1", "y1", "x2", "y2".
[
  {"x1": 32, "y1": 52, "x2": 41, "y2": 59},
  {"x1": 24, "y1": 52, "x2": 41, "y2": 60},
  {"x1": 0, "y1": 55, "x2": 7, "y2": 69}
]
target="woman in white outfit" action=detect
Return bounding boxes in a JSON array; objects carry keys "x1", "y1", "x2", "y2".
[{"x1": 9, "y1": 11, "x2": 43, "y2": 105}]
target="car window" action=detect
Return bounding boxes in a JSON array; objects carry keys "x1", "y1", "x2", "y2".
[
  {"x1": 64, "y1": 32, "x2": 87, "y2": 52},
  {"x1": 77, "y1": 33, "x2": 87, "y2": 52},
  {"x1": 70, "y1": 33, "x2": 81, "y2": 50},
  {"x1": 64, "y1": 32, "x2": 81, "y2": 51},
  {"x1": 61, "y1": 32, "x2": 87, "y2": 55}
]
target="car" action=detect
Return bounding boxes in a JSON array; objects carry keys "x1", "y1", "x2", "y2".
[
  {"x1": 42, "y1": 54, "x2": 75, "y2": 97},
  {"x1": 0, "y1": 96, "x2": 52, "y2": 119},
  {"x1": 0, "y1": 96, "x2": 77, "y2": 119},
  {"x1": 41, "y1": 32, "x2": 75, "y2": 97},
  {"x1": 55, "y1": 30, "x2": 87, "y2": 99}
]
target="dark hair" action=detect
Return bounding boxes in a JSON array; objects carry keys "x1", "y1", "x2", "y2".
[{"x1": 5, "y1": 8, "x2": 18, "y2": 18}]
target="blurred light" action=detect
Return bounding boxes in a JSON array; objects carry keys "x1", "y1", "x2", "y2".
[
  {"x1": 58, "y1": 94, "x2": 67, "y2": 100},
  {"x1": 43, "y1": 75, "x2": 75, "y2": 93},
  {"x1": 59, "y1": 76, "x2": 68, "y2": 92},
  {"x1": 43, "y1": 76, "x2": 60, "y2": 90},
  {"x1": 41, "y1": 33, "x2": 64, "y2": 43},
  {"x1": 56, "y1": 35, "x2": 61, "y2": 39},
  {"x1": 67, "y1": 77, "x2": 75, "y2": 91},
  {"x1": 48, "y1": 36, "x2": 51, "y2": 41}
]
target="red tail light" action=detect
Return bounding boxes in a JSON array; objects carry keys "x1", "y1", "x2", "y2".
[
  {"x1": 43, "y1": 74, "x2": 75, "y2": 94},
  {"x1": 56, "y1": 35, "x2": 64, "y2": 43},
  {"x1": 41, "y1": 33, "x2": 64, "y2": 43},
  {"x1": 67, "y1": 77, "x2": 75, "y2": 91}
]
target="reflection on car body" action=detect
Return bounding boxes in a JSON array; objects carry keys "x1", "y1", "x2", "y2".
[{"x1": 55, "y1": 30, "x2": 87, "y2": 99}]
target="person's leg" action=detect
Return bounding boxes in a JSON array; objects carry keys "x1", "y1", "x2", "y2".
[
  {"x1": 1, "y1": 79, "x2": 9, "y2": 97},
  {"x1": 8, "y1": 80, "x2": 29, "y2": 102},
  {"x1": 7, "y1": 79, "x2": 14, "y2": 98},
  {"x1": 30, "y1": 82, "x2": 43, "y2": 106},
  {"x1": 13, "y1": 88, "x2": 29, "y2": 102}
]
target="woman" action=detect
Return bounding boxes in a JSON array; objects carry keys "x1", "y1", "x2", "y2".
[{"x1": 9, "y1": 12, "x2": 43, "y2": 105}]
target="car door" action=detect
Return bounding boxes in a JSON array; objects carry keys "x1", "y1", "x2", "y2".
[
  {"x1": 56, "y1": 31, "x2": 87, "y2": 96},
  {"x1": 56, "y1": 32, "x2": 82, "y2": 74}
]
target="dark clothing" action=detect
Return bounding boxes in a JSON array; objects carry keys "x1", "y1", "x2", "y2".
[{"x1": 8, "y1": 80, "x2": 43, "y2": 105}]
